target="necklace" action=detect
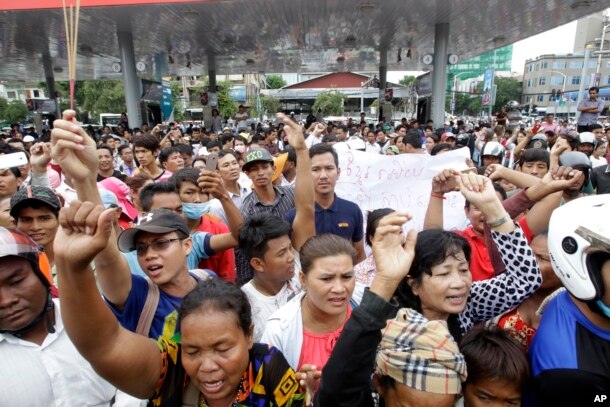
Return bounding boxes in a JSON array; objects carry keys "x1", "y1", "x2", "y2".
[{"x1": 198, "y1": 371, "x2": 248, "y2": 407}]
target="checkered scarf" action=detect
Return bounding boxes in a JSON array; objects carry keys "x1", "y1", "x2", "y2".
[{"x1": 376, "y1": 308, "x2": 467, "y2": 395}]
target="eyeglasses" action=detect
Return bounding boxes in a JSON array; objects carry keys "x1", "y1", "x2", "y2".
[{"x1": 135, "y1": 238, "x2": 183, "y2": 256}]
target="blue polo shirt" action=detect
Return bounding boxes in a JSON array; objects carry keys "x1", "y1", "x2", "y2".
[{"x1": 285, "y1": 194, "x2": 364, "y2": 243}]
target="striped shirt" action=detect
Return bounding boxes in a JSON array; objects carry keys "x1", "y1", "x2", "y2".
[{"x1": 236, "y1": 185, "x2": 295, "y2": 286}]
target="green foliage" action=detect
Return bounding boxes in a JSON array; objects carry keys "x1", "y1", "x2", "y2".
[
  {"x1": 399, "y1": 75, "x2": 416, "y2": 86},
  {"x1": 82, "y1": 81, "x2": 127, "y2": 119},
  {"x1": 2, "y1": 100, "x2": 29, "y2": 123},
  {"x1": 0, "y1": 97, "x2": 8, "y2": 119},
  {"x1": 265, "y1": 75, "x2": 287, "y2": 89},
  {"x1": 312, "y1": 91, "x2": 346, "y2": 116},
  {"x1": 493, "y1": 76, "x2": 522, "y2": 113},
  {"x1": 170, "y1": 82, "x2": 185, "y2": 122},
  {"x1": 217, "y1": 80, "x2": 237, "y2": 119},
  {"x1": 261, "y1": 96, "x2": 280, "y2": 114}
]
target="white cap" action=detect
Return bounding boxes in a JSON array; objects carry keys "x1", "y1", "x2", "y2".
[{"x1": 23, "y1": 135, "x2": 35, "y2": 142}]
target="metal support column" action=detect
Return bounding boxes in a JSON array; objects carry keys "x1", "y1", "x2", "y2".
[
  {"x1": 42, "y1": 53, "x2": 61, "y2": 121},
  {"x1": 431, "y1": 23, "x2": 450, "y2": 127},
  {"x1": 576, "y1": 45, "x2": 592, "y2": 121},
  {"x1": 208, "y1": 53, "x2": 217, "y2": 102},
  {"x1": 117, "y1": 30, "x2": 142, "y2": 129},
  {"x1": 378, "y1": 47, "x2": 387, "y2": 123}
]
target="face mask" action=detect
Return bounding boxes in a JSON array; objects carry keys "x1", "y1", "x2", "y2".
[
  {"x1": 234, "y1": 145, "x2": 246, "y2": 153},
  {"x1": 182, "y1": 202, "x2": 211, "y2": 220}
]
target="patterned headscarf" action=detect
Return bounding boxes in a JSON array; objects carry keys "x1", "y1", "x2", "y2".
[{"x1": 376, "y1": 308, "x2": 467, "y2": 395}]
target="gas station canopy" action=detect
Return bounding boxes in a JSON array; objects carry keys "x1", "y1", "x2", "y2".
[{"x1": 1, "y1": 0, "x2": 608, "y2": 81}]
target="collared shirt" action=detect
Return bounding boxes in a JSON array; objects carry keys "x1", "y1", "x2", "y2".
[
  {"x1": 577, "y1": 97, "x2": 605, "y2": 126},
  {"x1": 209, "y1": 180, "x2": 252, "y2": 224},
  {"x1": 539, "y1": 121, "x2": 559, "y2": 133},
  {"x1": 117, "y1": 162, "x2": 137, "y2": 177},
  {"x1": 236, "y1": 185, "x2": 295, "y2": 286},
  {"x1": 240, "y1": 185, "x2": 295, "y2": 219},
  {"x1": 284, "y1": 194, "x2": 364, "y2": 243},
  {"x1": 0, "y1": 299, "x2": 119, "y2": 406},
  {"x1": 305, "y1": 133, "x2": 323, "y2": 148},
  {"x1": 365, "y1": 142, "x2": 381, "y2": 154}
]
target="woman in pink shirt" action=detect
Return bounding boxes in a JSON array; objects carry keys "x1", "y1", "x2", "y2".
[{"x1": 262, "y1": 234, "x2": 357, "y2": 370}]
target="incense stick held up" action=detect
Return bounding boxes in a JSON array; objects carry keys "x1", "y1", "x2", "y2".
[{"x1": 62, "y1": 0, "x2": 80, "y2": 110}]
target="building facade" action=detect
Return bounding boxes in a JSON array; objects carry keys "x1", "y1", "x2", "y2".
[{"x1": 521, "y1": 53, "x2": 610, "y2": 115}]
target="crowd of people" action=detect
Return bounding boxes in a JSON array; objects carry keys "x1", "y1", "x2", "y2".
[{"x1": 0, "y1": 87, "x2": 609, "y2": 407}]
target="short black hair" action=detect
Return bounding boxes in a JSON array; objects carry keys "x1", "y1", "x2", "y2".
[
  {"x1": 133, "y1": 134, "x2": 160, "y2": 152},
  {"x1": 365, "y1": 208, "x2": 395, "y2": 246},
  {"x1": 168, "y1": 167, "x2": 200, "y2": 191},
  {"x1": 97, "y1": 144, "x2": 114, "y2": 156},
  {"x1": 519, "y1": 148, "x2": 550, "y2": 168},
  {"x1": 139, "y1": 182, "x2": 178, "y2": 212},
  {"x1": 430, "y1": 143, "x2": 452, "y2": 156},
  {"x1": 117, "y1": 144, "x2": 132, "y2": 155},
  {"x1": 221, "y1": 134, "x2": 234, "y2": 145},
  {"x1": 238, "y1": 213, "x2": 292, "y2": 261},
  {"x1": 460, "y1": 325, "x2": 529, "y2": 391},
  {"x1": 218, "y1": 149, "x2": 240, "y2": 161},
  {"x1": 309, "y1": 143, "x2": 339, "y2": 167},
  {"x1": 207, "y1": 140, "x2": 223, "y2": 150},
  {"x1": 158, "y1": 146, "x2": 182, "y2": 164},
  {"x1": 283, "y1": 145, "x2": 297, "y2": 164},
  {"x1": 179, "y1": 278, "x2": 252, "y2": 337},
  {"x1": 589, "y1": 86, "x2": 600, "y2": 93},
  {"x1": 175, "y1": 143, "x2": 194, "y2": 156},
  {"x1": 404, "y1": 132, "x2": 422, "y2": 149}
]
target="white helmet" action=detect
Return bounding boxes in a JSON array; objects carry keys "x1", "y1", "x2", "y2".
[
  {"x1": 579, "y1": 132, "x2": 595, "y2": 144},
  {"x1": 548, "y1": 195, "x2": 610, "y2": 310},
  {"x1": 481, "y1": 141, "x2": 505, "y2": 161}
]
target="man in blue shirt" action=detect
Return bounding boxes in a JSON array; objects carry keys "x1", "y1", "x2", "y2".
[
  {"x1": 577, "y1": 86, "x2": 605, "y2": 133},
  {"x1": 285, "y1": 143, "x2": 366, "y2": 263},
  {"x1": 529, "y1": 195, "x2": 610, "y2": 406}
]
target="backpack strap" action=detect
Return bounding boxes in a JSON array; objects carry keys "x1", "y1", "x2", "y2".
[
  {"x1": 189, "y1": 269, "x2": 215, "y2": 281},
  {"x1": 182, "y1": 381, "x2": 200, "y2": 406},
  {"x1": 135, "y1": 277, "x2": 160, "y2": 337}
]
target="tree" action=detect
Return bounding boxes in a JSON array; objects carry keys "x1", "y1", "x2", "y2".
[
  {"x1": 312, "y1": 91, "x2": 346, "y2": 116},
  {"x1": 217, "y1": 80, "x2": 237, "y2": 119},
  {"x1": 265, "y1": 75, "x2": 287, "y2": 89},
  {"x1": 2, "y1": 100, "x2": 29, "y2": 124},
  {"x1": 170, "y1": 82, "x2": 185, "y2": 122},
  {"x1": 0, "y1": 97, "x2": 8, "y2": 121},
  {"x1": 399, "y1": 75, "x2": 416, "y2": 86},
  {"x1": 493, "y1": 76, "x2": 522, "y2": 113}
]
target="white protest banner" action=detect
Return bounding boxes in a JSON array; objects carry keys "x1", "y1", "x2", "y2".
[{"x1": 336, "y1": 147, "x2": 471, "y2": 231}]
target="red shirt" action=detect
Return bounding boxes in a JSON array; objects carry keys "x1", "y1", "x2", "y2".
[
  {"x1": 196, "y1": 215, "x2": 236, "y2": 283},
  {"x1": 454, "y1": 227, "x2": 494, "y2": 281}
]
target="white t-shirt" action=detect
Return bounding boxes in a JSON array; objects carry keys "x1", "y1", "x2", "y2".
[
  {"x1": 0, "y1": 299, "x2": 142, "y2": 406},
  {"x1": 235, "y1": 111, "x2": 249, "y2": 129},
  {"x1": 242, "y1": 280, "x2": 301, "y2": 342}
]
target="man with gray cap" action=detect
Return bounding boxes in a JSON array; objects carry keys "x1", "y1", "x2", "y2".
[{"x1": 110, "y1": 208, "x2": 213, "y2": 340}]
